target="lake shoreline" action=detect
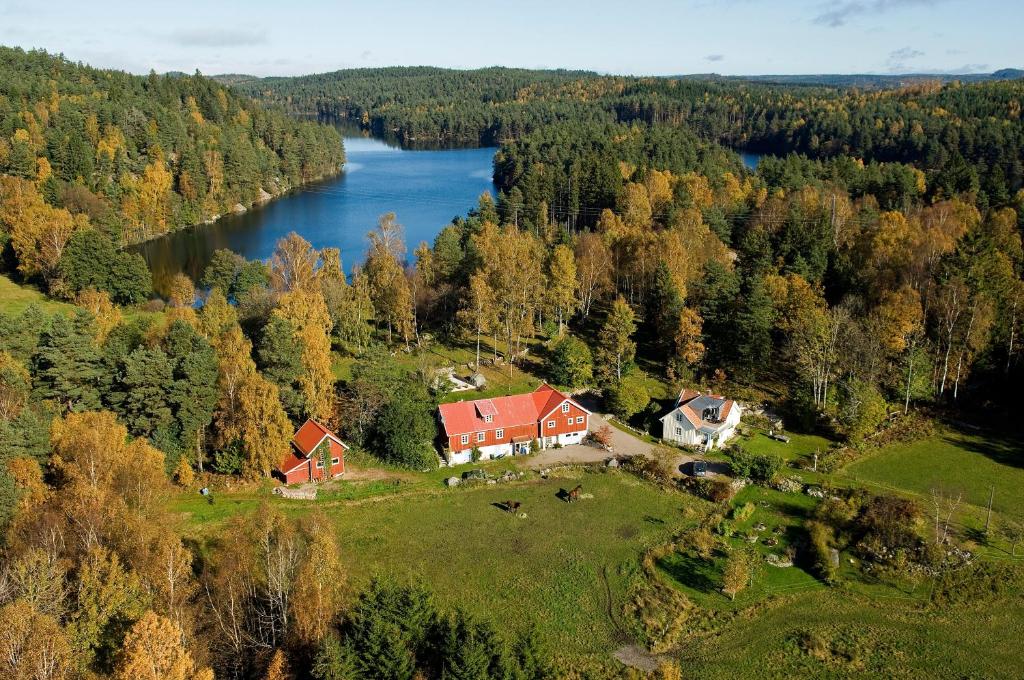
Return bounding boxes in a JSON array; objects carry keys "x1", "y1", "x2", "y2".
[
  {"x1": 135, "y1": 136, "x2": 497, "y2": 294},
  {"x1": 121, "y1": 164, "x2": 347, "y2": 251}
]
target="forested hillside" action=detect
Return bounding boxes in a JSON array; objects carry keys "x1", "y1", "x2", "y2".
[
  {"x1": 225, "y1": 66, "x2": 621, "y2": 146},
  {"x1": 0, "y1": 47, "x2": 344, "y2": 248},
  {"x1": 232, "y1": 66, "x2": 1024, "y2": 205}
]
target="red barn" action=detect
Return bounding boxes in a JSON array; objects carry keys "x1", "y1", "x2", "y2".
[
  {"x1": 275, "y1": 419, "x2": 348, "y2": 484},
  {"x1": 438, "y1": 384, "x2": 590, "y2": 465}
]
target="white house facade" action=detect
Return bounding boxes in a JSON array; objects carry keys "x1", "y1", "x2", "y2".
[{"x1": 661, "y1": 389, "x2": 742, "y2": 450}]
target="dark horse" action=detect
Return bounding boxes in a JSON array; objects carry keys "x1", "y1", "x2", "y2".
[
  {"x1": 504, "y1": 500, "x2": 521, "y2": 514},
  {"x1": 567, "y1": 485, "x2": 582, "y2": 503}
]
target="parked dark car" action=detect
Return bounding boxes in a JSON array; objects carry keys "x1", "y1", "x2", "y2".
[{"x1": 692, "y1": 460, "x2": 708, "y2": 477}]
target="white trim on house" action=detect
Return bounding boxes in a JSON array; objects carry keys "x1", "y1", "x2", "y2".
[
  {"x1": 538, "y1": 397, "x2": 592, "y2": 422},
  {"x1": 661, "y1": 394, "x2": 742, "y2": 450}
]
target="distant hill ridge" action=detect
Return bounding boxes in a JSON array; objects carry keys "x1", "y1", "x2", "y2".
[{"x1": 211, "y1": 66, "x2": 1023, "y2": 90}]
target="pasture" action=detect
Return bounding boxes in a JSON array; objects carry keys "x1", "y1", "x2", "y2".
[
  {"x1": 843, "y1": 427, "x2": 1024, "y2": 522},
  {"x1": 171, "y1": 468, "x2": 706, "y2": 663}
]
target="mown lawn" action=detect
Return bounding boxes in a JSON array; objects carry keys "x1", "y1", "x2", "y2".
[
  {"x1": 843, "y1": 427, "x2": 1024, "y2": 522},
  {"x1": 171, "y1": 469, "x2": 705, "y2": 663},
  {"x1": 738, "y1": 429, "x2": 836, "y2": 464}
]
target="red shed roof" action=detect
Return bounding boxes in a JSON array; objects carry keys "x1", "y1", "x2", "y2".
[
  {"x1": 278, "y1": 419, "x2": 348, "y2": 474},
  {"x1": 292, "y1": 419, "x2": 347, "y2": 456},
  {"x1": 438, "y1": 384, "x2": 588, "y2": 438}
]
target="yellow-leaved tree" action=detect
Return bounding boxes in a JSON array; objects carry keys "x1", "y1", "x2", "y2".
[
  {"x1": 238, "y1": 373, "x2": 294, "y2": 479},
  {"x1": 274, "y1": 288, "x2": 335, "y2": 424},
  {"x1": 113, "y1": 610, "x2": 213, "y2": 680}
]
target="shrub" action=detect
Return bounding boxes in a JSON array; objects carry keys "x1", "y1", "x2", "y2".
[
  {"x1": 806, "y1": 520, "x2": 839, "y2": 582},
  {"x1": 837, "y1": 378, "x2": 888, "y2": 442},
  {"x1": 470, "y1": 446, "x2": 482, "y2": 463},
  {"x1": 682, "y1": 527, "x2": 717, "y2": 559},
  {"x1": 856, "y1": 494, "x2": 921, "y2": 551},
  {"x1": 622, "y1": 454, "x2": 673, "y2": 485},
  {"x1": 726, "y1": 447, "x2": 783, "y2": 482},
  {"x1": 732, "y1": 502, "x2": 755, "y2": 523},
  {"x1": 173, "y1": 455, "x2": 194, "y2": 487},
  {"x1": 680, "y1": 476, "x2": 734, "y2": 503},
  {"x1": 213, "y1": 442, "x2": 245, "y2": 475}
]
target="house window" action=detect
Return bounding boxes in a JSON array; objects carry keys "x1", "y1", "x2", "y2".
[
  {"x1": 484, "y1": 414, "x2": 493, "y2": 423},
  {"x1": 461, "y1": 434, "x2": 469, "y2": 445},
  {"x1": 547, "y1": 420, "x2": 555, "y2": 429},
  {"x1": 315, "y1": 460, "x2": 324, "y2": 469},
  {"x1": 675, "y1": 427, "x2": 682, "y2": 436},
  {"x1": 331, "y1": 457, "x2": 339, "y2": 465},
  {"x1": 567, "y1": 418, "x2": 573, "y2": 427},
  {"x1": 575, "y1": 416, "x2": 584, "y2": 424},
  {"x1": 477, "y1": 431, "x2": 485, "y2": 442},
  {"x1": 495, "y1": 428, "x2": 504, "y2": 439},
  {"x1": 561, "y1": 403, "x2": 570, "y2": 413}
]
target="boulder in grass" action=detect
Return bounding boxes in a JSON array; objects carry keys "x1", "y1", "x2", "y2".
[{"x1": 445, "y1": 476, "x2": 461, "y2": 487}]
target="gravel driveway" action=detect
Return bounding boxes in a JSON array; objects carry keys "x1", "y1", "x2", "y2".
[{"x1": 523, "y1": 413, "x2": 727, "y2": 478}]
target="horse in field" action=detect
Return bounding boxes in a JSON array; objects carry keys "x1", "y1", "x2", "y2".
[
  {"x1": 567, "y1": 485, "x2": 582, "y2": 503},
  {"x1": 504, "y1": 500, "x2": 521, "y2": 514}
]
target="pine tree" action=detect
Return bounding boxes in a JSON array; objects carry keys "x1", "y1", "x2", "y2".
[
  {"x1": 165, "y1": 321, "x2": 219, "y2": 470},
  {"x1": 117, "y1": 346, "x2": 175, "y2": 439},
  {"x1": 312, "y1": 633, "x2": 359, "y2": 680},
  {"x1": 258, "y1": 315, "x2": 306, "y2": 420},
  {"x1": 32, "y1": 310, "x2": 103, "y2": 412}
]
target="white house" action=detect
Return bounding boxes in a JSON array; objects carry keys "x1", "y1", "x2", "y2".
[{"x1": 660, "y1": 389, "x2": 742, "y2": 450}]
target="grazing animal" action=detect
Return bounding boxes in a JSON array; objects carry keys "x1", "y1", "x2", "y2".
[
  {"x1": 505, "y1": 500, "x2": 521, "y2": 514},
  {"x1": 567, "y1": 485, "x2": 583, "y2": 503}
]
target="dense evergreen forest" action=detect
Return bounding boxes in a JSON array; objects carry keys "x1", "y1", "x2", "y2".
[{"x1": 0, "y1": 47, "x2": 344, "y2": 249}]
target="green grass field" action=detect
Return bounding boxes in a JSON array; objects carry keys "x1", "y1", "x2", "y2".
[
  {"x1": 739, "y1": 429, "x2": 836, "y2": 464},
  {"x1": 172, "y1": 468, "x2": 706, "y2": 663},
  {"x1": 0, "y1": 274, "x2": 74, "y2": 316},
  {"x1": 843, "y1": 427, "x2": 1024, "y2": 521},
  {"x1": 679, "y1": 585, "x2": 1024, "y2": 678}
]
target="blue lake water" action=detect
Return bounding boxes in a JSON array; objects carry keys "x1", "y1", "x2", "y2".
[
  {"x1": 137, "y1": 135, "x2": 497, "y2": 292},
  {"x1": 740, "y1": 151, "x2": 764, "y2": 170}
]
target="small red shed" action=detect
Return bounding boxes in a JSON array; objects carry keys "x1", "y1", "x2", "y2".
[{"x1": 275, "y1": 419, "x2": 348, "y2": 484}]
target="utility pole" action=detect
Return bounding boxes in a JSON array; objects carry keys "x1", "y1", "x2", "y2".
[{"x1": 985, "y1": 485, "x2": 995, "y2": 534}]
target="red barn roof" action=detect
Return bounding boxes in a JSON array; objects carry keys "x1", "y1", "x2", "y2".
[{"x1": 438, "y1": 384, "x2": 588, "y2": 438}]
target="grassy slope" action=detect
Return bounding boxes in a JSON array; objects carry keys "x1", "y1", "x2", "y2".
[
  {"x1": 680, "y1": 586, "x2": 1024, "y2": 678},
  {"x1": 172, "y1": 469, "x2": 705, "y2": 662},
  {"x1": 0, "y1": 274, "x2": 74, "y2": 316},
  {"x1": 843, "y1": 427, "x2": 1024, "y2": 521}
]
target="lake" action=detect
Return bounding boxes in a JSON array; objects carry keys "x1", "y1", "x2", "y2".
[
  {"x1": 740, "y1": 151, "x2": 764, "y2": 170},
  {"x1": 137, "y1": 135, "x2": 497, "y2": 293}
]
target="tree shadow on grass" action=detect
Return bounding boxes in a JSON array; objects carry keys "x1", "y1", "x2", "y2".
[
  {"x1": 657, "y1": 552, "x2": 720, "y2": 594},
  {"x1": 938, "y1": 431, "x2": 1024, "y2": 471}
]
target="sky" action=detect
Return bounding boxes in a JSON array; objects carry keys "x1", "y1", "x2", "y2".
[{"x1": 1, "y1": 0, "x2": 1020, "y2": 77}]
